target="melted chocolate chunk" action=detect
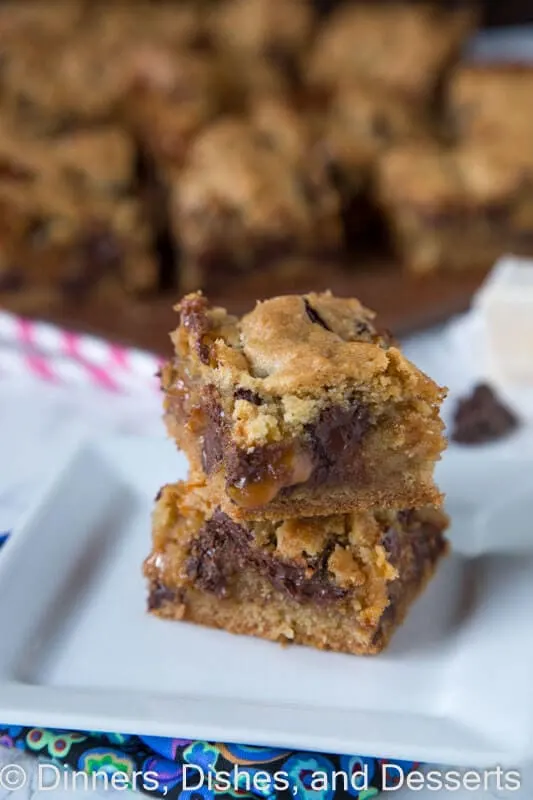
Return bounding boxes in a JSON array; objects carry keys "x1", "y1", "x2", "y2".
[
  {"x1": 180, "y1": 293, "x2": 212, "y2": 364},
  {"x1": 226, "y1": 440, "x2": 289, "y2": 489},
  {"x1": 201, "y1": 386, "x2": 226, "y2": 474},
  {"x1": 187, "y1": 510, "x2": 347, "y2": 604},
  {"x1": 303, "y1": 297, "x2": 332, "y2": 331},
  {"x1": 234, "y1": 388, "x2": 263, "y2": 405},
  {"x1": 354, "y1": 319, "x2": 373, "y2": 338},
  {"x1": 452, "y1": 383, "x2": 520, "y2": 444},
  {"x1": 148, "y1": 582, "x2": 176, "y2": 610},
  {"x1": 380, "y1": 526, "x2": 402, "y2": 567},
  {"x1": 222, "y1": 400, "x2": 372, "y2": 497},
  {"x1": 306, "y1": 401, "x2": 371, "y2": 486},
  {"x1": 373, "y1": 517, "x2": 448, "y2": 647},
  {"x1": 154, "y1": 488, "x2": 163, "y2": 502}
]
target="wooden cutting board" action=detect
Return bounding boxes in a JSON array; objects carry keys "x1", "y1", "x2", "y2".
[{"x1": 1, "y1": 260, "x2": 489, "y2": 358}]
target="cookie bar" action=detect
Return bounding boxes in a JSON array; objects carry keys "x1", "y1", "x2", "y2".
[
  {"x1": 160, "y1": 292, "x2": 446, "y2": 520},
  {"x1": 306, "y1": 3, "x2": 475, "y2": 102},
  {"x1": 321, "y1": 81, "x2": 431, "y2": 240},
  {"x1": 144, "y1": 481, "x2": 449, "y2": 655},
  {"x1": 0, "y1": 125, "x2": 156, "y2": 303},
  {"x1": 448, "y1": 64, "x2": 533, "y2": 142},
  {"x1": 324, "y1": 82, "x2": 429, "y2": 188},
  {"x1": 171, "y1": 117, "x2": 342, "y2": 293},
  {"x1": 1, "y1": 33, "x2": 124, "y2": 134},
  {"x1": 1, "y1": 2, "x2": 203, "y2": 134},
  {"x1": 377, "y1": 141, "x2": 533, "y2": 274}
]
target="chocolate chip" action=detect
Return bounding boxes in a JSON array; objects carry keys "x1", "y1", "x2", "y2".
[
  {"x1": 354, "y1": 319, "x2": 373, "y2": 338},
  {"x1": 303, "y1": 297, "x2": 332, "y2": 331},
  {"x1": 154, "y1": 488, "x2": 163, "y2": 502},
  {"x1": 201, "y1": 386, "x2": 226, "y2": 474},
  {"x1": 0, "y1": 270, "x2": 24, "y2": 292},
  {"x1": 147, "y1": 582, "x2": 176, "y2": 610},
  {"x1": 381, "y1": 527, "x2": 401, "y2": 566},
  {"x1": 188, "y1": 510, "x2": 347, "y2": 604},
  {"x1": 396, "y1": 509, "x2": 417, "y2": 527},
  {"x1": 354, "y1": 317, "x2": 394, "y2": 347},
  {"x1": 225, "y1": 400, "x2": 372, "y2": 494},
  {"x1": 307, "y1": 401, "x2": 371, "y2": 485},
  {"x1": 234, "y1": 388, "x2": 263, "y2": 405},
  {"x1": 451, "y1": 383, "x2": 520, "y2": 445},
  {"x1": 374, "y1": 515, "x2": 448, "y2": 644}
]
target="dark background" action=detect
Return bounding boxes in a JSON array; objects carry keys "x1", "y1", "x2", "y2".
[
  {"x1": 316, "y1": 1, "x2": 533, "y2": 26},
  {"x1": 484, "y1": 0, "x2": 533, "y2": 25}
]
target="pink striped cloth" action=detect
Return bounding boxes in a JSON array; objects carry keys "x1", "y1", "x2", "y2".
[{"x1": 0, "y1": 312, "x2": 164, "y2": 395}]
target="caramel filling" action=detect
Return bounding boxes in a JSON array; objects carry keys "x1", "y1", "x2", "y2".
[{"x1": 227, "y1": 446, "x2": 314, "y2": 509}]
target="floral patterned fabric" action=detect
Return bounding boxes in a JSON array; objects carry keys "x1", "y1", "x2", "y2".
[{"x1": 0, "y1": 727, "x2": 416, "y2": 799}]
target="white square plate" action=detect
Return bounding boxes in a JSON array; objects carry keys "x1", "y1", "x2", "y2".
[{"x1": 0, "y1": 434, "x2": 532, "y2": 766}]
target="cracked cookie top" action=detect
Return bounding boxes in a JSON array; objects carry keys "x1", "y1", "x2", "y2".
[{"x1": 170, "y1": 291, "x2": 444, "y2": 407}]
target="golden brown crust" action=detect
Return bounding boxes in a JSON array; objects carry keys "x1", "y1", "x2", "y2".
[
  {"x1": 205, "y1": 469, "x2": 444, "y2": 522},
  {"x1": 169, "y1": 291, "x2": 443, "y2": 406},
  {"x1": 147, "y1": 563, "x2": 441, "y2": 656}
]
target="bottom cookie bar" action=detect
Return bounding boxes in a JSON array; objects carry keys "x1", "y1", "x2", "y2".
[{"x1": 144, "y1": 481, "x2": 448, "y2": 655}]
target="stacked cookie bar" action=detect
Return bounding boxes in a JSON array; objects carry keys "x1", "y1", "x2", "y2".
[{"x1": 144, "y1": 292, "x2": 449, "y2": 655}]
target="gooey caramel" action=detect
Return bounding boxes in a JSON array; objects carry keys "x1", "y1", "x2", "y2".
[{"x1": 228, "y1": 445, "x2": 314, "y2": 509}]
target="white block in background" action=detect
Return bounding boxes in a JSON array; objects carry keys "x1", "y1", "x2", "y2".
[{"x1": 472, "y1": 256, "x2": 533, "y2": 387}]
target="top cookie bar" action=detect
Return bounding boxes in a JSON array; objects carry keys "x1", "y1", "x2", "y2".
[
  {"x1": 161, "y1": 292, "x2": 446, "y2": 520},
  {"x1": 161, "y1": 293, "x2": 445, "y2": 519}
]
